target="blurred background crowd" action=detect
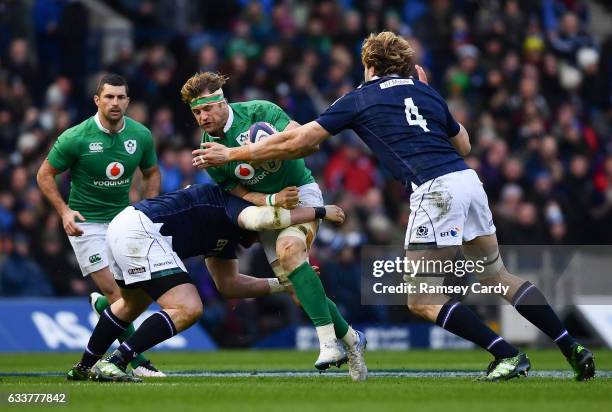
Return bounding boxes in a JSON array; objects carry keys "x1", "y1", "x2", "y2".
[{"x1": 0, "y1": 0, "x2": 610, "y2": 346}]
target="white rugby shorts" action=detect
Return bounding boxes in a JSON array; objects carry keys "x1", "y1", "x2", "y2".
[
  {"x1": 67, "y1": 222, "x2": 110, "y2": 276},
  {"x1": 106, "y1": 206, "x2": 187, "y2": 285},
  {"x1": 405, "y1": 169, "x2": 496, "y2": 248}
]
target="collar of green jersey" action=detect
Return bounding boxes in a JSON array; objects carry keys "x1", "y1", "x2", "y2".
[{"x1": 94, "y1": 112, "x2": 126, "y2": 134}]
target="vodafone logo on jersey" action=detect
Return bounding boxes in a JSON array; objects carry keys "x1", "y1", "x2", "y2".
[
  {"x1": 105, "y1": 162, "x2": 125, "y2": 180},
  {"x1": 234, "y1": 163, "x2": 255, "y2": 180}
]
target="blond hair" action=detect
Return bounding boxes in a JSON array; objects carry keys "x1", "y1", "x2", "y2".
[
  {"x1": 361, "y1": 31, "x2": 415, "y2": 77},
  {"x1": 180, "y1": 72, "x2": 229, "y2": 104}
]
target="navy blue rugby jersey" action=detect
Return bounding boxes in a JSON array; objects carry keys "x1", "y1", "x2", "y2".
[
  {"x1": 316, "y1": 76, "x2": 469, "y2": 187},
  {"x1": 133, "y1": 183, "x2": 253, "y2": 259}
]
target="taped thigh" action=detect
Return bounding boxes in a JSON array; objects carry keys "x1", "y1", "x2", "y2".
[{"x1": 466, "y1": 248, "x2": 504, "y2": 280}]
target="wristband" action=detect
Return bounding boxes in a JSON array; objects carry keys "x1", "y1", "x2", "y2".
[
  {"x1": 270, "y1": 193, "x2": 276, "y2": 206},
  {"x1": 267, "y1": 278, "x2": 286, "y2": 293},
  {"x1": 266, "y1": 194, "x2": 274, "y2": 206},
  {"x1": 314, "y1": 207, "x2": 326, "y2": 219}
]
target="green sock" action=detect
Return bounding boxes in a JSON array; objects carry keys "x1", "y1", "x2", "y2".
[
  {"x1": 288, "y1": 262, "x2": 332, "y2": 326},
  {"x1": 92, "y1": 294, "x2": 148, "y2": 368},
  {"x1": 327, "y1": 298, "x2": 349, "y2": 338},
  {"x1": 93, "y1": 295, "x2": 109, "y2": 315}
]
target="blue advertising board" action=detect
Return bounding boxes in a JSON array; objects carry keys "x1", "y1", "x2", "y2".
[
  {"x1": 254, "y1": 324, "x2": 475, "y2": 350},
  {"x1": 0, "y1": 298, "x2": 217, "y2": 352}
]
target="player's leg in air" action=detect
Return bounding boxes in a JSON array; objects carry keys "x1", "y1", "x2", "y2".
[
  {"x1": 66, "y1": 226, "x2": 164, "y2": 379},
  {"x1": 68, "y1": 208, "x2": 203, "y2": 382},
  {"x1": 405, "y1": 170, "x2": 529, "y2": 381},
  {"x1": 260, "y1": 185, "x2": 367, "y2": 381},
  {"x1": 464, "y1": 234, "x2": 595, "y2": 381}
]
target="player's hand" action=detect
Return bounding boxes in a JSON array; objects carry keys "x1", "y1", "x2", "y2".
[
  {"x1": 191, "y1": 146, "x2": 214, "y2": 169},
  {"x1": 324, "y1": 205, "x2": 345, "y2": 224},
  {"x1": 192, "y1": 142, "x2": 230, "y2": 168},
  {"x1": 62, "y1": 209, "x2": 85, "y2": 236},
  {"x1": 416, "y1": 65, "x2": 428, "y2": 84},
  {"x1": 275, "y1": 186, "x2": 299, "y2": 209}
]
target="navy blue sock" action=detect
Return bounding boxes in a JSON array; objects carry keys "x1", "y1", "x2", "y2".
[
  {"x1": 81, "y1": 308, "x2": 129, "y2": 368},
  {"x1": 109, "y1": 311, "x2": 177, "y2": 368},
  {"x1": 436, "y1": 299, "x2": 519, "y2": 359},
  {"x1": 512, "y1": 282, "x2": 576, "y2": 357}
]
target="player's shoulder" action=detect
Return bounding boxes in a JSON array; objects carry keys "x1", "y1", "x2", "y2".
[
  {"x1": 124, "y1": 116, "x2": 153, "y2": 139},
  {"x1": 234, "y1": 99, "x2": 284, "y2": 115}
]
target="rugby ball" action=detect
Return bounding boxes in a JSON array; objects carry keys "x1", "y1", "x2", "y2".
[{"x1": 248, "y1": 122, "x2": 278, "y2": 144}]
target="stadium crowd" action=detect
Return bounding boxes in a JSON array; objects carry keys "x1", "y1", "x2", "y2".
[{"x1": 0, "y1": 0, "x2": 610, "y2": 345}]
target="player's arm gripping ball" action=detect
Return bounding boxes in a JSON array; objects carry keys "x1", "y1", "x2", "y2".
[
  {"x1": 270, "y1": 186, "x2": 299, "y2": 209},
  {"x1": 231, "y1": 185, "x2": 299, "y2": 209}
]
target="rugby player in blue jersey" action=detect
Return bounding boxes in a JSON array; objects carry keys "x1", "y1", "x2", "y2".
[
  {"x1": 67, "y1": 183, "x2": 345, "y2": 382},
  {"x1": 196, "y1": 32, "x2": 595, "y2": 381}
]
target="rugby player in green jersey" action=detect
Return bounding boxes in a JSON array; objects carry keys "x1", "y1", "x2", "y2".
[
  {"x1": 37, "y1": 74, "x2": 165, "y2": 377},
  {"x1": 183, "y1": 72, "x2": 367, "y2": 381}
]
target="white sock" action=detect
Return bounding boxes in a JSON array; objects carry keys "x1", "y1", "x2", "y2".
[
  {"x1": 341, "y1": 327, "x2": 358, "y2": 347},
  {"x1": 315, "y1": 324, "x2": 336, "y2": 347},
  {"x1": 267, "y1": 278, "x2": 286, "y2": 294}
]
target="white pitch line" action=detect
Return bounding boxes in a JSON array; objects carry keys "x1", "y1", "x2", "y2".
[
  {"x1": 2, "y1": 370, "x2": 610, "y2": 379},
  {"x1": 164, "y1": 370, "x2": 610, "y2": 379}
]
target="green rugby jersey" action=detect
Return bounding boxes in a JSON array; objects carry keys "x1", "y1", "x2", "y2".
[
  {"x1": 47, "y1": 114, "x2": 157, "y2": 222},
  {"x1": 202, "y1": 100, "x2": 314, "y2": 193}
]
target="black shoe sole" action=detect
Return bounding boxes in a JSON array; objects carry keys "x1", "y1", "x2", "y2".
[
  {"x1": 315, "y1": 356, "x2": 348, "y2": 371},
  {"x1": 498, "y1": 359, "x2": 530, "y2": 381},
  {"x1": 91, "y1": 373, "x2": 142, "y2": 383},
  {"x1": 576, "y1": 354, "x2": 596, "y2": 381},
  {"x1": 485, "y1": 354, "x2": 531, "y2": 381}
]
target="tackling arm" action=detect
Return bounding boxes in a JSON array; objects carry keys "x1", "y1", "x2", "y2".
[
  {"x1": 235, "y1": 121, "x2": 328, "y2": 160},
  {"x1": 237, "y1": 204, "x2": 344, "y2": 231},
  {"x1": 196, "y1": 121, "x2": 330, "y2": 166},
  {"x1": 205, "y1": 257, "x2": 284, "y2": 298}
]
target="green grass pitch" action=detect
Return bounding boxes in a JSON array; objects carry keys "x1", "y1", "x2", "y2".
[{"x1": 1, "y1": 349, "x2": 610, "y2": 412}]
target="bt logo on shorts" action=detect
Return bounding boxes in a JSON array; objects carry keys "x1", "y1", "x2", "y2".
[
  {"x1": 89, "y1": 254, "x2": 102, "y2": 264},
  {"x1": 441, "y1": 226, "x2": 461, "y2": 238},
  {"x1": 415, "y1": 225, "x2": 429, "y2": 238}
]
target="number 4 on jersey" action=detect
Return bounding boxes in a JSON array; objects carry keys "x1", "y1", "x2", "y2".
[{"x1": 404, "y1": 98, "x2": 429, "y2": 132}]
